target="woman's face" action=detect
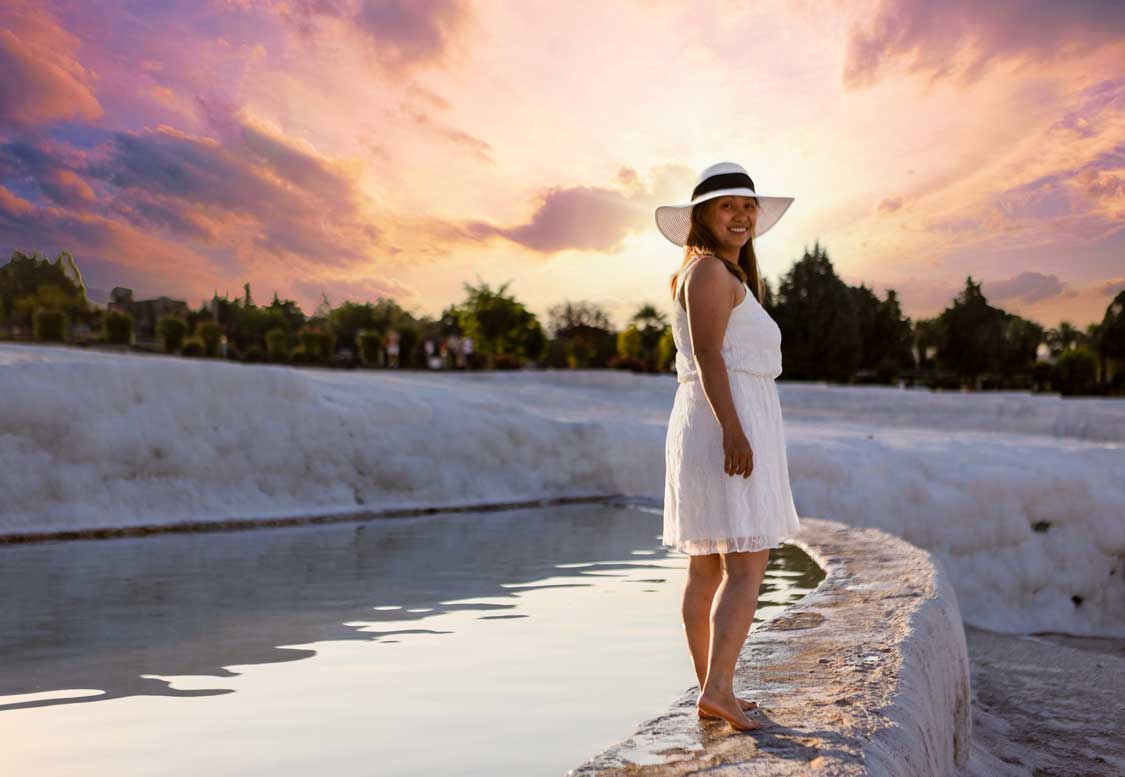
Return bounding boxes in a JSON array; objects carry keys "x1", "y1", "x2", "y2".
[{"x1": 702, "y1": 195, "x2": 759, "y2": 251}]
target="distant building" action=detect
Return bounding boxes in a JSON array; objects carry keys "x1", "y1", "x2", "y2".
[
  {"x1": 109, "y1": 287, "x2": 134, "y2": 307},
  {"x1": 107, "y1": 287, "x2": 189, "y2": 338}
]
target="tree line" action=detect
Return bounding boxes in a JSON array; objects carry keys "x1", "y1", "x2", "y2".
[{"x1": 1, "y1": 245, "x2": 1121, "y2": 396}]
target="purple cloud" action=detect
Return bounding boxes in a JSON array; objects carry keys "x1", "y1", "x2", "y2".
[
  {"x1": 844, "y1": 0, "x2": 1125, "y2": 89},
  {"x1": 461, "y1": 185, "x2": 651, "y2": 253},
  {"x1": 1051, "y1": 79, "x2": 1125, "y2": 139},
  {"x1": 984, "y1": 271, "x2": 1067, "y2": 304},
  {"x1": 0, "y1": 139, "x2": 96, "y2": 209},
  {"x1": 64, "y1": 100, "x2": 379, "y2": 267},
  {"x1": 272, "y1": 0, "x2": 472, "y2": 73}
]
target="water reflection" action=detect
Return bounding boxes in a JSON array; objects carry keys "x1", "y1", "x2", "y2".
[{"x1": 0, "y1": 502, "x2": 822, "y2": 714}]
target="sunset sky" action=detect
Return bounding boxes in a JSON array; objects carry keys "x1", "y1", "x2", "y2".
[{"x1": 1, "y1": 0, "x2": 1122, "y2": 330}]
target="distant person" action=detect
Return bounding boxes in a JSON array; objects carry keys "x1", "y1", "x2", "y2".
[
  {"x1": 461, "y1": 336, "x2": 473, "y2": 369},
  {"x1": 656, "y1": 162, "x2": 800, "y2": 732}
]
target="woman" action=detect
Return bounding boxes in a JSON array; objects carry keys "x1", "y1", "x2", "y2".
[{"x1": 656, "y1": 161, "x2": 801, "y2": 732}]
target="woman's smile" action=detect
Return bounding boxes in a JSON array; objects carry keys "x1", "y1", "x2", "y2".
[{"x1": 705, "y1": 196, "x2": 759, "y2": 251}]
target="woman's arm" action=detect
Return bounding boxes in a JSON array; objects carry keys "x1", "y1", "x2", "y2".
[{"x1": 683, "y1": 258, "x2": 754, "y2": 478}]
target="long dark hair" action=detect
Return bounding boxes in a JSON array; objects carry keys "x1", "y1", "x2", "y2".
[{"x1": 669, "y1": 197, "x2": 764, "y2": 304}]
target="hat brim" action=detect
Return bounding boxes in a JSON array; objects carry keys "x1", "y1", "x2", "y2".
[{"x1": 654, "y1": 190, "x2": 794, "y2": 246}]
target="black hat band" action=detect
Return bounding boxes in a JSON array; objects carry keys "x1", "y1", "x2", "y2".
[{"x1": 692, "y1": 172, "x2": 756, "y2": 200}]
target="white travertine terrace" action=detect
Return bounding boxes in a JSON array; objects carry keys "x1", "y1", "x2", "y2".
[{"x1": 571, "y1": 518, "x2": 973, "y2": 777}]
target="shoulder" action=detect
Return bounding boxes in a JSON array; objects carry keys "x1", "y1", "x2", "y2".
[{"x1": 683, "y1": 255, "x2": 734, "y2": 295}]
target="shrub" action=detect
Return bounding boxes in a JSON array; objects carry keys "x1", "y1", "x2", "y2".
[
  {"x1": 290, "y1": 345, "x2": 312, "y2": 364},
  {"x1": 356, "y1": 330, "x2": 382, "y2": 366},
  {"x1": 656, "y1": 329, "x2": 676, "y2": 372},
  {"x1": 607, "y1": 355, "x2": 647, "y2": 372},
  {"x1": 875, "y1": 356, "x2": 899, "y2": 384},
  {"x1": 397, "y1": 326, "x2": 419, "y2": 367},
  {"x1": 1052, "y1": 348, "x2": 1098, "y2": 396},
  {"x1": 1108, "y1": 369, "x2": 1125, "y2": 396},
  {"x1": 493, "y1": 353, "x2": 523, "y2": 370},
  {"x1": 34, "y1": 310, "x2": 66, "y2": 342},
  {"x1": 157, "y1": 316, "x2": 188, "y2": 353},
  {"x1": 616, "y1": 325, "x2": 644, "y2": 362},
  {"x1": 298, "y1": 329, "x2": 335, "y2": 362},
  {"x1": 104, "y1": 310, "x2": 133, "y2": 345},
  {"x1": 181, "y1": 336, "x2": 205, "y2": 357},
  {"x1": 266, "y1": 328, "x2": 289, "y2": 362},
  {"x1": 196, "y1": 321, "x2": 221, "y2": 357},
  {"x1": 242, "y1": 343, "x2": 263, "y2": 363}
]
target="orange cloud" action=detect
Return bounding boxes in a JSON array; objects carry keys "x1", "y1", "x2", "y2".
[{"x1": 0, "y1": 2, "x2": 102, "y2": 129}]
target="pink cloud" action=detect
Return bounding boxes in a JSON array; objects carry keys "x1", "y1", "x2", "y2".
[
  {"x1": 921, "y1": 137, "x2": 1125, "y2": 248},
  {"x1": 399, "y1": 105, "x2": 492, "y2": 161},
  {"x1": 460, "y1": 184, "x2": 651, "y2": 253},
  {"x1": 844, "y1": 0, "x2": 1125, "y2": 89},
  {"x1": 877, "y1": 196, "x2": 903, "y2": 214},
  {"x1": 434, "y1": 165, "x2": 690, "y2": 255},
  {"x1": 1, "y1": 96, "x2": 392, "y2": 308},
  {"x1": 0, "y1": 184, "x2": 36, "y2": 218},
  {"x1": 1096, "y1": 278, "x2": 1125, "y2": 296},
  {"x1": 38, "y1": 167, "x2": 97, "y2": 209},
  {"x1": 271, "y1": 0, "x2": 473, "y2": 74},
  {"x1": 0, "y1": 182, "x2": 225, "y2": 292},
  {"x1": 1050, "y1": 78, "x2": 1125, "y2": 139},
  {"x1": 0, "y1": 2, "x2": 102, "y2": 129},
  {"x1": 66, "y1": 100, "x2": 381, "y2": 273},
  {"x1": 0, "y1": 137, "x2": 98, "y2": 209}
]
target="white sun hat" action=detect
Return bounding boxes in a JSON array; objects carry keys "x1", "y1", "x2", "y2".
[{"x1": 654, "y1": 161, "x2": 794, "y2": 246}]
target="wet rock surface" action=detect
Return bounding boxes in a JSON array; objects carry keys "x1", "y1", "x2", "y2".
[
  {"x1": 959, "y1": 625, "x2": 1125, "y2": 777},
  {"x1": 570, "y1": 517, "x2": 972, "y2": 776}
]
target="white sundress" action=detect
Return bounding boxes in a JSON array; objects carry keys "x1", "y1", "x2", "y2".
[{"x1": 663, "y1": 256, "x2": 802, "y2": 555}]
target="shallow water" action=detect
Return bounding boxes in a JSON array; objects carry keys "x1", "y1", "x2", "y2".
[{"x1": 0, "y1": 502, "x2": 823, "y2": 776}]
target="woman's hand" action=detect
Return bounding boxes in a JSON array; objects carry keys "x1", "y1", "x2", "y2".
[{"x1": 722, "y1": 426, "x2": 754, "y2": 478}]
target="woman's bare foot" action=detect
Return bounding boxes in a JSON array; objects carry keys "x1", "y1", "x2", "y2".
[
  {"x1": 697, "y1": 696, "x2": 758, "y2": 719},
  {"x1": 696, "y1": 691, "x2": 762, "y2": 731}
]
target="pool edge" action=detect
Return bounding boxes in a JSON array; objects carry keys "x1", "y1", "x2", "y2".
[
  {"x1": 569, "y1": 516, "x2": 972, "y2": 777},
  {"x1": 0, "y1": 493, "x2": 628, "y2": 543}
]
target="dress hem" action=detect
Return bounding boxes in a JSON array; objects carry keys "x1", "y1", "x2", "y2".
[{"x1": 661, "y1": 535, "x2": 795, "y2": 556}]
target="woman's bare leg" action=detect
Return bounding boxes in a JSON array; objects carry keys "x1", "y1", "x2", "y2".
[
  {"x1": 683, "y1": 552, "x2": 762, "y2": 718},
  {"x1": 696, "y1": 549, "x2": 770, "y2": 729},
  {"x1": 682, "y1": 553, "x2": 722, "y2": 686}
]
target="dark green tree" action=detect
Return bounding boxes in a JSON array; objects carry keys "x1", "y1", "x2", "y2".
[
  {"x1": 157, "y1": 316, "x2": 188, "y2": 353},
  {"x1": 1096, "y1": 291, "x2": 1125, "y2": 390},
  {"x1": 459, "y1": 280, "x2": 544, "y2": 367},
  {"x1": 0, "y1": 250, "x2": 90, "y2": 330},
  {"x1": 1045, "y1": 321, "x2": 1086, "y2": 357},
  {"x1": 936, "y1": 277, "x2": 1006, "y2": 387},
  {"x1": 631, "y1": 303, "x2": 669, "y2": 357},
  {"x1": 913, "y1": 318, "x2": 941, "y2": 369},
  {"x1": 845, "y1": 284, "x2": 914, "y2": 380},
  {"x1": 1052, "y1": 348, "x2": 1098, "y2": 395},
  {"x1": 616, "y1": 303, "x2": 670, "y2": 371},
  {"x1": 771, "y1": 240, "x2": 861, "y2": 381},
  {"x1": 547, "y1": 299, "x2": 617, "y2": 368},
  {"x1": 997, "y1": 314, "x2": 1045, "y2": 382}
]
